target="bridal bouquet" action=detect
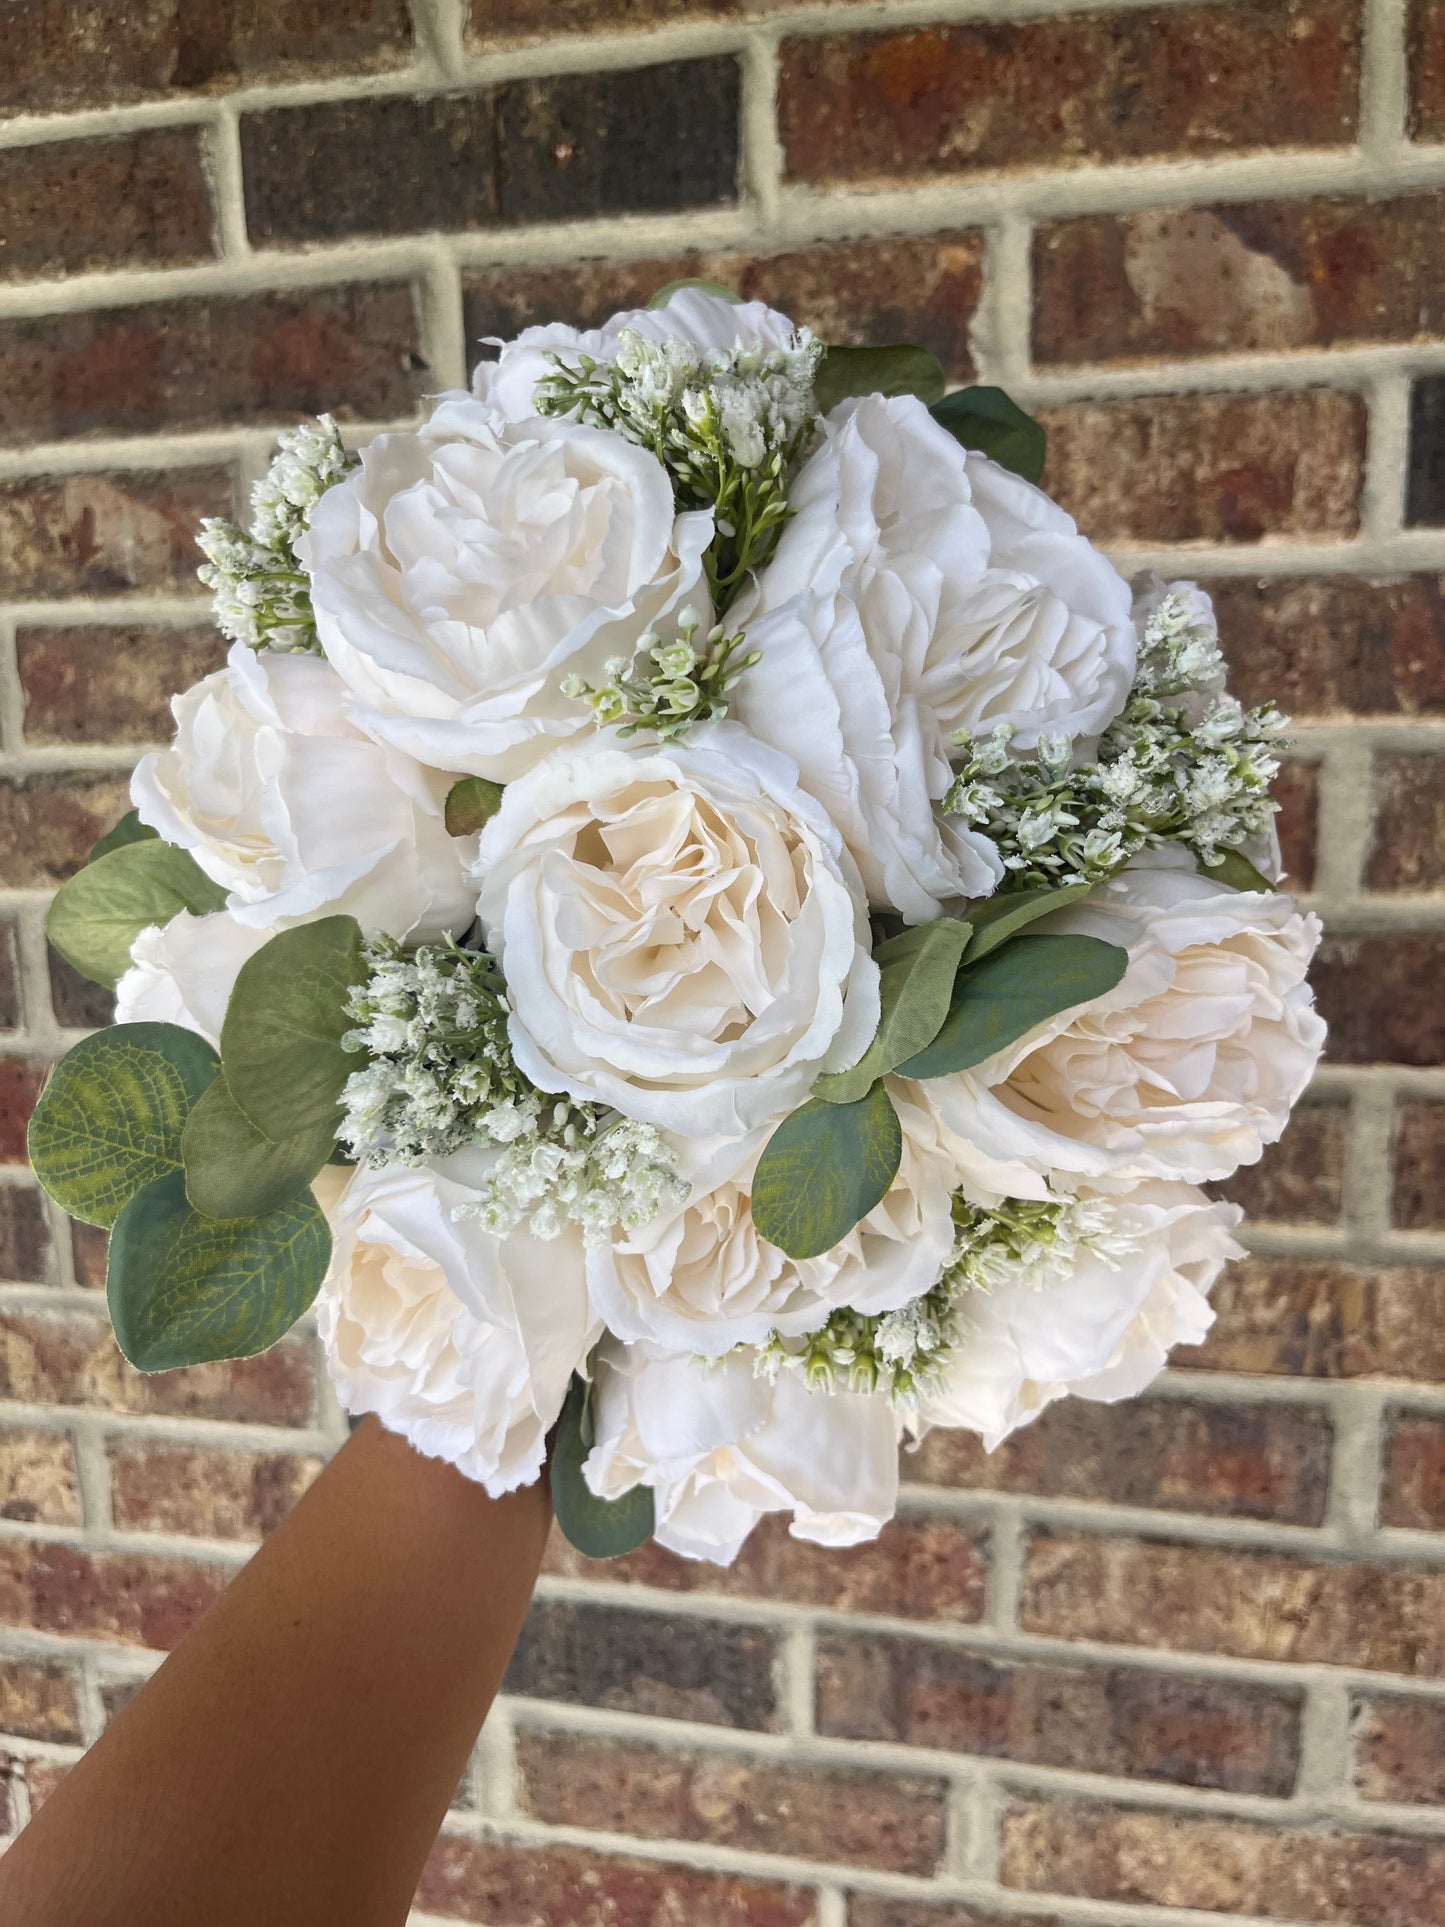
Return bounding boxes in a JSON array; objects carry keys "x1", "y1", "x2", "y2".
[{"x1": 30, "y1": 285, "x2": 1324, "y2": 1564}]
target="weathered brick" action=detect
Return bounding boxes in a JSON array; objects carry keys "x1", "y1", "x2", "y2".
[
  {"x1": 0, "y1": 0, "x2": 412, "y2": 118},
  {"x1": 0, "y1": 1658, "x2": 83, "y2": 1744},
  {"x1": 1000, "y1": 1796, "x2": 1445, "y2": 1924},
  {"x1": 908, "y1": 1395, "x2": 1332, "y2": 1526},
  {"x1": 543, "y1": 1511, "x2": 987, "y2": 1624},
  {"x1": 1209, "y1": 573, "x2": 1445, "y2": 717},
  {"x1": 0, "y1": 284, "x2": 428, "y2": 447},
  {"x1": 1037, "y1": 390, "x2": 1365, "y2": 545},
  {"x1": 71, "y1": 1222, "x2": 107, "y2": 1291},
  {"x1": 1410, "y1": 0, "x2": 1445, "y2": 137},
  {"x1": 1312, "y1": 934, "x2": 1445, "y2": 1064},
  {"x1": 506, "y1": 1599, "x2": 777, "y2": 1729},
  {"x1": 1208, "y1": 1097, "x2": 1346, "y2": 1228},
  {"x1": 1352, "y1": 1693, "x2": 1445, "y2": 1804},
  {"x1": 1382, "y1": 1413, "x2": 1445, "y2": 1530},
  {"x1": 1407, "y1": 373, "x2": 1445, "y2": 524},
  {"x1": 0, "y1": 1426, "x2": 81, "y2": 1526},
  {"x1": 19, "y1": 625, "x2": 223, "y2": 747},
  {"x1": 0, "y1": 774, "x2": 133, "y2": 887},
  {"x1": 0, "y1": 1185, "x2": 51, "y2": 1284},
  {"x1": 0, "y1": 1312, "x2": 315, "y2": 1426},
  {"x1": 0, "y1": 1058, "x2": 47, "y2": 1162},
  {"x1": 465, "y1": 232, "x2": 985, "y2": 384},
  {"x1": 816, "y1": 1635, "x2": 1300, "y2": 1796},
  {"x1": 847, "y1": 1902, "x2": 1050, "y2": 1927},
  {"x1": 780, "y1": 2, "x2": 1360, "y2": 186},
  {"x1": 1394, "y1": 1100, "x2": 1445, "y2": 1228},
  {"x1": 20, "y1": 1759, "x2": 70, "y2": 1813},
  {"x1": 1181, "y1": 1259, "x2": 1445, "y2": 1380},
  {"x1": 0, "y1": 922, "x2": 18, "y2": 1031},
  {"x1": 1035, "y1": 193, "x2": 1445, "y2": 366},
  {"x1": 0, "y1": 129, "x2": 212, "y2": 285},
  {"x1": 1272, "y1": 756, "x2": 1319, "y2": 890},
  {"x1": 47, "y1": 950, "x2": 116, "y2": 1031},
  {"x1": 0, "y1": 1541, "x2": 228, "y2": 1650},
  {"x1": 1021, "y1": 1532, "x2": 1445, "y2": 1675},
  {"x1": 0, "y1": 468, "x2": 234, "y2": 599},
  {"x1": 1366, "y1": 752, "x2": 1445, "y2": 890},
  {"x1": 515, "y1": 1731, "x2": 946, "y2": 1874},
  {"x1": 99, "y1": 1676, "x2": 147, "y2": 1725},
  {"x1": 108, "y1": 1441, "x2": 322, "y2": 1540},
  {"x1": 467, "y1": 0, "x2": 765, "y2": 40}
]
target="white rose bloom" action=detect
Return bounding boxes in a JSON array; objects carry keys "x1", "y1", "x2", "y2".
[
  {"x1": 929, "y1": 847, "x2": 1326, "y2": 1191},
  {"x1": 913, "y1": 1180, "x2": 1241, "y2": 1451},
  {"x1": 587, "y1": 1340, "x2": 901, "y2": 1565},
  {"x1": 300, "y1": 394, "x2": 712, "y2": 781},
  {"x1": 586, "y1": 1085, "x2": 957, "y2": 1356},
  {"x1": 131, "y1": 643, "x2": 472, "y2": 941},
  {"x1": 115, "y1": 909, "x2": 270, "y2": 1046},
  {"x1": 316, "y1": 1151, "x2": 599, "y2": 1497},
  {"x1": 474, "y1": 727, "x2": 880, "y2": 1138}
]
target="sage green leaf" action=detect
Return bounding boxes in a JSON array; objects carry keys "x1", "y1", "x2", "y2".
[
  {"x1": 220, "y1": 916, "x2": 367, "y2": 1141},
  {"x1": 444, "y1": 776, "x2": 505, "y2": 837},
  {"x1": 930, "y1": 386, "x2": 1047, "y2": 483},
  {"x1": 898, "y1": 934, "x2": 1128, "y2": 1080},
  {"x1": 964, "y1": 882, "x2": 1094, "y2": 962},
  {"x1": 107, "y1": 1170, "x2": 330, "y2": 1372},
  {"x1": 27, "y1": 1022, "x2": 219, "y2": 1228},
  {"x1": 752, "y1": 1081, "x2": 903, "y2": 1261},
  {"x1": 550, "y1": 1374, "x2": 654, "y2": 1559},
  {"x1": 89, "y1": 810, "x2": 159, "y2": 865},
  {"x1": 648, "y1": 277, "x2": 740, "y2": 308},
  {"x1": 815, "y1": 917, "x2": 972, "y2": 1105},
  {"x1": 814, "y1": 344, "x2": 947, "y2": 416},
  {"x1": 1201, "y1": 848, "x2": 1275, "y2": 893},
  {"x1": 47, "y1": 841, "x2": 228, "y2": 989},
  {"x1": 182, "y1": 1072, "x2": 338, "y2": 1220}
]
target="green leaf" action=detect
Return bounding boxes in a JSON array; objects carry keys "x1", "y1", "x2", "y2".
[
  {"x1": 27, "y1": 1022, "x2": 219, "y2": 1229},
  {"x1": 182, "y1": 1072, "x2": 337, "y2": 1220},
  {"x1": 107, "y1": 1170, "x2": 330, "y2": 1372},
  {"x1": 88, "y1": 810, "x2": 159, "y2": 865},
  {"x1": 964, "y1": 882, "x2": 1095, "y2": 962},
  {"x1": 444, "y1": 776, "x2": 505, "y2": 837},
  {"x1": 47, "y1": 841, "x2": 228, "y2": 990},
  {"x1": 898, "y1": 934, "x2": 1128, "y2": 1080},
  {"x1": 814, "y1": 344, "x2": 947, "y2": 415},
  {"x1": 648, "y1": 277, "x2": 741, "y2": 308},
  {"x1": 752, "y1": 1081, "x2": 903, "y2": 1261},
  {"x1": 815, "y1": 917, "x2": 972, "y2": 1105},
  {"x1": 550, "y1": 1374, "x2": 655, "y2": 1559},
  {"x1": 1202, "y1": 848, "x2": 1275, "y2": 893},
  {"x1": 220, "y1": 916, "x2": 367, "y2": 1141},
  {"x1": 931, "y1": 386, "x2": 1047, "y2": 484}
]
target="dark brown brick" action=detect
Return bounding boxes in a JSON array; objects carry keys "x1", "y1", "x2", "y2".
[
  {"x1": 0, "y1": 129, "x2": 212, "y2": 284},
  {"x1": 1407, "y1": 373, "x2": 1445, "y2": 524},
  {"x1": 1273, "y1": 756, "x2": 1320, "y2": 890},
  {"x1": 0, "y1": 1658, "x2": 83, "y2": 1744},
  {"x1": 1410, "y1": 0, "x2": 1445, "y2": 137},
  {"x1": 515, "y1": 1731, "x2": 946, "y2": 1874},
  {"x1": 1001, "y1": 1797, "x2": 1445, "y2": 1924},
  {"x1": 0, "y1": 468, "x2": 233, "y2": 599},
  {"x1": 1209, "y1": 573, "x2": 1445, "y2": 717},
  {"x1": 1352, "y1": 1693, "x2": 1445, "y2": 1804},
  {"x1": 19, "y1": 625, "x2": 224, "y2": 746},
  {"x1": 0, "y1": 1425, "x2": 80, "y2": 1526},
  {"x1": 109, "y1": 1441, "x2": 322, "y2": 1540},
  {"x1": 506, "y1": 1599, "x2": 777, "y2": 1730},
  {"x1": 0, "y1": 1540, "x2": 228, "y2": 1651},
  {"x1": 780, "y1": 2, "x2": 1360, "y2": 186},
  {"x1": 908, "y1": 1395, "x2": 1332, "y2": 1526},
  {"x1": 0, "y1": 284, "x2": 428, "y2": 447},
  {"x1": 1038, "y1": 390, "x2": 1365, "y2": 545},
  {"x1": 71, "y1": 1222, "x2": 107, "y2": 1290},
  {"x1": 0, "y1": 921, "x2": 18, "y2": 1030},
  {"x1": 1382, "y1": 1412, "x2": 1445, "y2": 1530},
  {"x1": 1208, "y1": 1097, "x2": 1346, "y2": 1228},
  {"x1": 1312, "y1": 934, "x2": 1445, "y2": 1064},
  {"x1": 0, "y1": 0, "x2": 412, "y2": 118},
  {"x1": 467, "y1": 0, "x2": 765, "y2": 40},
  {"x1": 0, "y1": 1058, "x2": 47, "y2": 1162},
  {"x1": 1179, "y1": 1259, "x2": 1445, "y2": 1381},
  {"x1": 0, "y1": 1186, "x2": 51, "y2": 1284},
  {"x1": 1394, "y1": 1100, "x2": 1445, "y2": 1228},
  {"x1": 47, "y1": 950, "x2": 116, "y2": 1030},
  {"x1": 1367, "y1": 752, "x2": 1445, "y2": 889},
  {"x1": 1021, "y1": 1532, "x2": 1445, "y2": 1675},
  {"x1": 0, "y1": 773, "x2": 132, "y2": 886}
]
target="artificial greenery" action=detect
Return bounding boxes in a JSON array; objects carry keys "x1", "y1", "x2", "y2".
[{"x1": 549, "y1": 1372, "x2": 655, "y2": 1558}]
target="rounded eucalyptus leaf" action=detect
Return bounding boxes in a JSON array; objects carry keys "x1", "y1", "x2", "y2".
[
  {"x1": 220, "y1": 916, "x2": 367, "y2": 1140},
  {"x1": 444, "y1": 776, "x2": 505, "y2": 837},
  {"x1": 182, "y1": 1072, "x2": 338, "y2": 1220},
  {"x1": 1200, "y1": 848, "x2": 1275, "y2": 893},
  {"x1": 815, "y1": 917, "x2": 972, "y2": 1106},
  {"x1": 897, "y1": 934, "x2": 1128, "y2": 1080},
  {"x1": 963, "y1": 882, "x2": 1094, "y2": 962},
  {"x1": 550, "y1": 1374, "x2": 655, "y2": 1559},
  {"x1": 47, "y1": 841, "x2": 228, "y2": 989},
  {"x1": 751, "y1": 1081, "x2": 903, "y2": 1261},
  {"x1": 814, "y1": 344, "x2": 947, "y2": 416},
  {"x1": 88, "y1": 810, "x2": 160, "y2": 865},
  {"x1": 930, "y1": 386, "x2": 1047, "y2": 484}
]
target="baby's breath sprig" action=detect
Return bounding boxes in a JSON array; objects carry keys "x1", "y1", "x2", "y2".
[{"x1": 561, "y1": 605, "x2": 759, "y2": 741}]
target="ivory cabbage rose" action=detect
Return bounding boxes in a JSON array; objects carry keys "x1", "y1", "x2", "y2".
[
  {"x1": 316, "y1": 1151, "x2": 599, "y2": 1496},
  {"x1": 474, "y1": 727, "x2": 880, "y2": 1137},
  {"x1": 586, "y1": 1339, "x2": 901, "y2": 1564},
  {"x1": 131, "y1": 643, "x2": 472, "y2": 940},
  {"x1": 115, "y1": 909, "x2": 270, "y2": 1046},
  {"x1": 300, "y1": 394, "x2": 712, "y2": 780}
]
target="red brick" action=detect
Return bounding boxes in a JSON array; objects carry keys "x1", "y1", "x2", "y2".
[
  {"x1": 48, "y1": 949, "x2": 115, "y2": 1031},
  {"x1": 780, "y1": 2, "x2": 1360, "y2": 186},
  {"x1": 71, "y1": 1223, "x2": 107, "y2": 1291},
  {"x1": 1394, "y1": 1100, "x2": 1445, "y2": 1228},
  {"x1": 18, "y1": 626, "x2": 223, "y2": 747},
  {"x1": 1038, "y1": 390, "x2": 1365, "y2": 545},
  {"x1": 1209, "y1": 573, "x2": 1445, "y2": 717},
  {"x1": 0, "y1": 1425, "x2": 80, "y2": 1526},
  {"x1": 0, "y1": 1186, "x2": 51, "y2": 1284},
  {"x1": 0, "y1": 922, "x2": 19, "y2": 1032},
  {"x1": 1352, "y1": 1693, "x2": 1445, "y2": 1804},
  {"x1": 0, "y1": 773, "x2": 134, "y2": 886},
  {"x1": 1410, "y1": 0, "x2": 1445, "y2": 137},
  {"x1": 1366, "y1": 752, "x2": 1445, "y2": 889},
  {"x1": 0, "y1": 468, "x2": 234, "y2": 599},
  {"x1": 0, "y1": 1658, "x2": 83, "y2": 1744},
  {"x1": 1180, "y1": 1259, "x2": 1445, "y2": 1381},
  {"x1": 1208, "y1": 1098, "x2": 1345, "y2": 1228},
  {"x1": 815, "y1": 1635, "x2": 1300, "y2": 1796},
  {"x1": 0, "y1": 1541, "x2": 228, "y2": 1651},
  {"x1": 0, "y1": 1057, "x2": 47, "y2": 1161},
  {"x1": 1021, "y1": 1532, "x2": 1445, "y2": 1676},
  {"x1": 108, "y1": 1441, "x2": 322, "y2": 1540},
  {"x1": 21, "y1": 1759, "x2": 70, "y2": 1813},
  {"x1": 847, "y1": 1903, "x2": 1051, "y2": 1927},
  {"x1": 1001, "y1": 1796, "x2": 1445, "y2": 1924},
  {"x1": 0, "y1": 284, "x2": 428, "y2": 447},
  {"x1": 1273, "y1": 757, "x2": 1320, "y2": 890},
  {"x1": 1381, "y1": 1413, "x2": 1445, "y2": 1530},
  {"x1": 515, "y1": 1731, "x2": 946, "y2": 1875},
  {"x1": 908, "y1": 1395, "x2": 1332, "y2": 1526},
  {"x1": 0, "y1": 129, "x2": 212, "y2": 285},
  {"x1": 416, "y1": 1835, "x2": 816, "y2": 1927},
  {"x1": 1312, "y1": 934, "x2": 1445, "y2": 1064}
]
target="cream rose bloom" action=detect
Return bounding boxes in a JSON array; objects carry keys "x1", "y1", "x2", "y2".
[
  {"x1": 586, "y1": 1340, "x2": 901, "y2": 1565},
  {"x1": 316, "y1": 1151, "x2": 599, "y2": 1496},
  {"x1": 928, "y1": 848, "x2": 1326, "y2": 1191},
  {"x1": 115, "y1": 909, "x2": 270, "y2": 1046},
  {"x1": 299, "y1": 393, "x2": 712, "y2": 781},
  {"x1": 474, "y1": 727, "x2": 879, "y2": 1138},
  {"x1": 131, "y1": 643, "x2": 472, "y2": 940}
]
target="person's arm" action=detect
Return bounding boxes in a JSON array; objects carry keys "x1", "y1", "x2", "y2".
[{"x1": 0, "y1": 1415, "x2": 550, "y2": 1927}]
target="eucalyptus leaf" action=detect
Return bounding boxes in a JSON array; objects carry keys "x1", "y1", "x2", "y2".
[
  {"x1": 814, "y1": 343, "x2": 947, "y2": 415},
  {"x1": 220, "y1": 916, "x2": 367, "y2": 1141},
  {"x1": 47, "y1": 841, "x2": 228, "y2": 989},
  {"x1": 752, "y1": 1081, "x2": 903, "y2": 1261},
  {"x1": 444, "y1": 776, "x2": 505, "y2": 837},
  {"x1": 107, "y1": 1170, "x2": 330, "y2": 1372},
  {"x1": 27, "y1": 1022, "x2": 219, "y2": 1229},
  {"x1": 182, "y1": 1072, "x2": 338, "y2": 1220},
  {"x1": 550, "y1": 1373, "x2": 655, "y2": 1559},
  {"x1": 930, "y1": 386, "x2": 1047, "y2": 484},
  {"x1": 897, "y1": 934, "x2": 1129, "y2": 1080},
  {"x1": 1201, "y1": 848, "x2": 1275, "y2": 893},
  {"x1": 815, "y1": 917, "x2": 972, "y2": 1106},
  {"x1": 89, "y1": 810, "x2": 159, "y2": 865},
  {"x1": 648, "y1": 277, "x2": 740, "y2": 308},
  {"x1": 964, "y1": 882, "x2": 1094, "y2": 962}
]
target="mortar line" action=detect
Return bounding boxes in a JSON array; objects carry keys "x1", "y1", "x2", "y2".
[
  {"x1": 204, "y1": 106, "x2": 252, "y2": 263},
  {"x1": 1360, "y1": 0, "x2": 1412, "y2": 162},
  {"x1": 738, "y1": 27, "x2": 785, "y2": 235},
  {"x1": 408, "y1": 0, "x2": 469, "y2": 82}
]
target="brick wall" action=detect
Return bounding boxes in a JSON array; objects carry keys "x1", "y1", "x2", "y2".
[{"x1": 1, "y1": 1, "x2": 1443, "y2": 1921}]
